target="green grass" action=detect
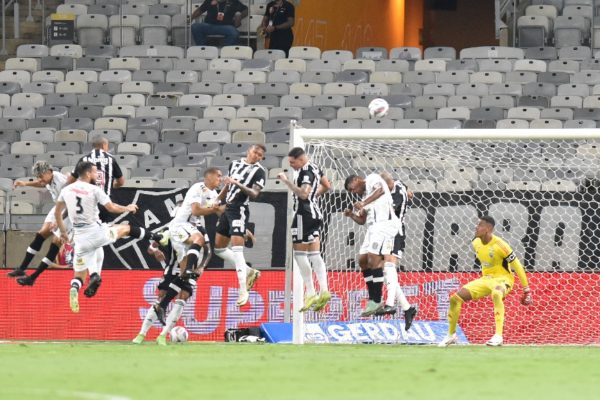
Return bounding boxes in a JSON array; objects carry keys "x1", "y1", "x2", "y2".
[{"x1": 1, "y1": 343, "x2": 599, "y2": 400}]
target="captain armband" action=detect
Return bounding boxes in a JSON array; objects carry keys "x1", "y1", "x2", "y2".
[{"x1": 505, "y1": 252, "x2": 517, "y2": 263}]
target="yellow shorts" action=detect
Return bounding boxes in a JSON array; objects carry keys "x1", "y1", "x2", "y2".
[{"x1": 463, "y1": 276, "x2": 513, "y2": 300}]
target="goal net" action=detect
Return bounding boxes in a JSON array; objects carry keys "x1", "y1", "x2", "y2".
[{"x1": 288, "y1": 127, "x2": 600, "y2": 345}]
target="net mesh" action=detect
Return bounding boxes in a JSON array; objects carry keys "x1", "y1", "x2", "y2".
[{"x1": 299, "y1": 135, "x2": 600, "y2": 344}]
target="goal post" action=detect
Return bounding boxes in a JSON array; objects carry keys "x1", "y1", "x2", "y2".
[{"x1": 285, "y1": 123, "x2": 600, "y2": 345}]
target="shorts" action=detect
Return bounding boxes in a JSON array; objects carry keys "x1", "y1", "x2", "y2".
[
  {"x1": 72, "y1": 223, "x2": 118, "y2": 273},
  {"x1": 392, "y1": 234, "x2": 406, "y2": 259},
  {"x1": 291, "y1": 213, "x2": 321, "y2": 244},
  {"x1": 157, "y1": 273, "x2": 196, "y2": 296},
  {"x1": 44, "y1": 205, "x2": 73, "y2": 239},
  {"x1": 168, "y1": 222, "x2": 209, "y2": 263},
  {"x1": 463, "y1": 276, "x2": 513, "y2": 300},
  {"x1": 359, "y1": 221, "x2": 398, "y2": 256},
  {"x1": 216, "y1": 206, "x2": 249, "y2": 238}
]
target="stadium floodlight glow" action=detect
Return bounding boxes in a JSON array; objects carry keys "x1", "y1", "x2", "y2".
[{"x1": 286, "y1": 123, "x2": 600, "y2": 345}]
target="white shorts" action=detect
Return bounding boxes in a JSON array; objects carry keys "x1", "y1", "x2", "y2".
[
  {"x1": 169, "y1": 222, "x2": 209, "y2": 263},
  {"x1": 72, "y1": 223, "x2": 118, "y2": 273},
  {"x1": 44, "y1": 205, "x2": 73, "y2": 239},
  {"x1": 359, "y1": 220, "x2": 399, "y2": 256}
]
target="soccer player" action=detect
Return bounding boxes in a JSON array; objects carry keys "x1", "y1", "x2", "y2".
[
  {"x1": 214, "y1": 144, "x2": 266, "y2": 306},
  {"x1": 55, "y1": 161, "x2": 161, "y2": 313},
  {"x1": 344, "y1": 173, "x2": 400, "y2": 317},
  {"x1": 7, "y1": 161, "x2": 71, "y2": 283},
  {"x1": 376, "y1": 172, "x2": 418, "y2": 330},
  {"x1": 277, "y1": 147, "x2": 332, "y2": 312},
  {"x1": 67, "y1": 136, "x2": 125, "y2": 221},
  {"x1": 438, "y1": 216, "x2": 533, "y2": 347}
]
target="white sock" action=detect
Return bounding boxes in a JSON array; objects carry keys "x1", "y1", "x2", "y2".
[
  {"x1": 294, "y1": 250, "x2": 316, "y2": 297},
  {"x1": 384, "y1": 263, "x2": 411, "y2": 311},
  {"x1": 161, "y1": 299, "x2": 185, "y2": 336},
  {"x1": 215, "y1": 247, "x2": 236, "y2": 268},
  {"x1": 139, "y1": 305, "x2": 158, "y2": 335},
  {"x1": 231, "y1": 246, "x2": 248, "y2": 292},
  {"x1": 307, "y1": 251, "x2": 328, "y2": 292},
  {"x1": 383, "y1": 264, "x2": 397, "y2": 307}
]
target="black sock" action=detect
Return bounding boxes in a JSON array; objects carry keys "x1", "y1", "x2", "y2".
[
  {"x1": 128, "y1": 225, "x2": 146, "y2": 239},
  {"x1": 159, "y1": 278, "x2": 184, "y2": 309},
  {"x1": 362, "y1": 269, "x2": 374, "y2": 300},
  {"x1": 185, "y1": 244, "x2": 202, "y2": 272},
  {"x1": 372, "y1": 268, "x2": 384, "y2": 303},
  {"x1": 71, "y1": 277, "x2": 83, "y2": 290},
  {"x1": 30, "y1": 243, "x2": 60, "y2": 280},
  {"x1": 19, "y1": 233, "x2": 45, "y2": 270}
]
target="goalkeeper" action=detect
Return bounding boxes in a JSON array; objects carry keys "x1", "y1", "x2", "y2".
[{"x1": 438, "y1": 215, "x2": 532, "y2": 347}]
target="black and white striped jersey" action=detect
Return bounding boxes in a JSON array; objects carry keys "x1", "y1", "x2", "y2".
[
  {"x1": 225, "y1": 158, "x2": 266, "y2": 209},
  {"x1": 390, "y1": 180, "x2": 409, "y2": 235},
  {"x1": 293, "y1": 162, "x2": 323, "y2": 219},
  {"x1": 72, "y1": 149, "x2": 123, "y2": 196},
  {"x1": 158, "y1": 239, "x2": 180, "y2": 276}
]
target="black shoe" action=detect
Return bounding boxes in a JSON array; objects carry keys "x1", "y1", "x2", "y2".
[
  {"x1": 154, "y1": 304, "x2": 166, "y2": 326},
  {"x1": 404, "y1": 305, "x2": 418, "y2": 331},
  {"x1": 16, "y1": 275, "x2": 35, "y2": 286},
  {"x1": 83, "y1": 273, "x2": 102, "y2": 298},
  {"x1": 7, "y1": 268, "x2": 26, "y2": 278},
  {"x1": 150, "y1": 232, "x2": 163, "y2": 242}
]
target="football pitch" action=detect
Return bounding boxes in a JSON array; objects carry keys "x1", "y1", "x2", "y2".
[{"x1": 1, "y1": 343, "x2": 599, "y2": 400}]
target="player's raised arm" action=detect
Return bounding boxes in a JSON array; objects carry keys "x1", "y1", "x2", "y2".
[
  {"x1": 224, "y1": 176, "x2": 263, "y2": 200},
  {"x1": 277, "y1": 171, "x2": 311, "y2": 199}
]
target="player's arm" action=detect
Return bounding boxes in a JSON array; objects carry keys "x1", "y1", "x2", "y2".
[
  {"x1": 343, "y1": 208, "x2": 366, "y2": 225},
  {"x1": 13, "y1": 179, "x2": 45, "y2": 188},
  {"x1": 104, "y1": 201, "x2": 138, "y2": 214},
  {"x1": 316, "y1": 175, "x2": 331, "y2": 197},
  {"x1": 111, "y1": 161, "x2": 125, "y2": 188},
  {"x1": 504, "y1": 250, "x2": 532, "y2": 305},
  {"x1": 54, "y1": 200, "x2": 69, "y2": 243},
  {"x1": 277, "y1": 172, "x2": 311, "y2": 199},
  {"x1": 224, "y1": 173, "x2": 264, "y2": 200},
  {"x1": 354, "y1": 183, "x2": 384, "y2": 211},
  {"x1": 147, "y1": 240, "x2": 166, "y2": 262},
  {"x1": 191, "y1": 200, "x2": 223, "y2": 216}
]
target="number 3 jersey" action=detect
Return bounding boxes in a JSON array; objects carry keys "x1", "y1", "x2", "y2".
[{"x1": 57, "y1": 180, "x2": 111, "y2": 227}]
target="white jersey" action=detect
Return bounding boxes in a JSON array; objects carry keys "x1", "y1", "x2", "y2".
[
  {"x1": 47, "y1": 171, "x2": 68, "y2": 203},
  {"x1": 57, "y1": 180, "x2": 111, "y2": 227},
  {"x1": 170, "y1": 182, "x2": 219, "y2": 227},
  {"x1": 363, "y1": 173, "x2": 397, "y2": 227}
]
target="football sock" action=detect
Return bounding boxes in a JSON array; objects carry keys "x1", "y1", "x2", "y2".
[
  {"x1": 448, "y1": 294, "x2": 464, "y2": 335},
  {"x1": 159, "y1": 277, "x2": 184, "y2": 309},
  {"x1": 140, "y1": 304, "x2": 158, "y2": 335},
  {"x1": 294, "y1": 251, "x2": 316, "y2": 297},
  {"x1": 491, "y1": 289, "x2": 505, "y2": 336},
  {"x1": 231, "y1": 246, "x2": 248, "y2": 291},
  {"x1": 362, "y1": 269, "x2": 374, "y2": 300},
  {"x1": 185, "y1": 244, "x2": 202, "y2": 272},
  {"x1": 161, "y1": 299, "x2": 186, "y2": 336},
  {"x1": 383, "y1": 263, "x2": 397, "y2": 307},
  {"x1": 372, "y1": 268, "x2": 384, "y2": 303},
  {"x1": 307, "y1": 251, "x2": 328, "y2": 292},
  {"x1": 30, "y1": 242, "x2": 60, "y2": 280},
  {"x1": 215, "y1": 247, "x2": 236, "y2": 267},
  {"x1": 19, "y1": 233, "x2": 45, "y2": 270},
  {"x1": 70, "y1": 277, "x2": 83, "y2": 291},
  {"x1": 128, "y1": 225, "x2": 160, "y2": 241}
]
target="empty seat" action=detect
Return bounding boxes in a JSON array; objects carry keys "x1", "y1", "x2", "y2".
[
  {"x1": 77, "y1": 14, "x2": 109, "y2": 47},
  {"x1": 518, "y1": 15, "x2": 552, "y2": 47},
  {"x1": 140, "y1": 15, "x2": 170, "y2": 45},
  {"x1": 553, "y1": 15, "x2": 587, "y2": 48}
]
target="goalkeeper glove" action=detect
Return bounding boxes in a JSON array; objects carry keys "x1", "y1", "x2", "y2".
[{"x1": 521, "y1": 287, "x2": 532, "y2": 305}]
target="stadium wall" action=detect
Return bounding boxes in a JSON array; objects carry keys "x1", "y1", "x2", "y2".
[
  {"x1": 2, "y1": 271, "x2": 599, "y2": 344},
  {"x1": 294, "y1": 0, "x2": 423, "y2": 50}
]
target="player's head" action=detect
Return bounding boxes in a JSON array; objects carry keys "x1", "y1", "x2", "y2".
[
  {"x1": 379, "y1": 171, "x2": 394, "y2": 190},
  {"x1": 287, "y1": 147, "x2": 307, "y2": 171},
  {"x1": 32, "y1": 161, "x2": 54, "y2": 185},
  {"x1": 475, "y1": 215, "x2": 495, "y2": 239},
  {"x1": 75, "y1": 161, "x2": 97, "y2": 184},
  {"x1": 91, "y1": 136, "x2": 109, "y2": 151},
  {"x1": 203, "y1": 167, "x2": 223, "y2": 189},
  {"x1": 344, "y1": 174, "x2": 365, "y2": 195},
  {"x1": 246, "y1": 143, "x2": 266, "y2": 164}
]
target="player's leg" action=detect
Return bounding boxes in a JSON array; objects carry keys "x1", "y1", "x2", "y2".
[
  {"x1": 8, "y1": 221, "x2": 53, "y2": 277},
  {"x1": 291, "y1": 215, "x2": 317, "y2": 311},
  {"x1": 157, "y1": 284, "x2": 193, "y2": 346},
  {"x1": 17, "y1": 234, "x2": 62, "y2": 286},
  {"x1": 487, "y1": 281, "x2": 509, "y2": 346},
  {"x1": 112, "y1": 223, "x2": 163, "y2": 242},
  {"x1": 361, "y1": 254, "x2": 385, "y2": 317},
  {"x1": 180, "y1": 232, "x2": 206, "y2": 277},
  {"x1": 214, "y1": 212, "x2": 236, "y2": 268},
  {"x1": 305, "y1": 218, "x2": 330, "y2": 311},
  {"x1": 133, "y1": 289, "x2": 167, "y2": 344},
  {"x1": 83, "y1": 247, "x2": 104, "y2": 298},
  {"x1": 70, "y1": 248, "x2": 93, "y2": 313},
  {"x1": 439, "y1": 283, "x2": 478, "y2": 347}
]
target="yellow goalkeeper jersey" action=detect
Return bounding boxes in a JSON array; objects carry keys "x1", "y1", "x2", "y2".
[{"x1": 472, "y1": 234, "x2": 528, "y2": 288}]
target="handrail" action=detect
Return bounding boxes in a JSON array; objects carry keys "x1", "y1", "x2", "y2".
[{"x1": 1, "y1": 0, "x2": 21, "y2": 55}]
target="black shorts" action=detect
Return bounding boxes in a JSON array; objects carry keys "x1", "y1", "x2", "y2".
[
  {"x1": 216, "y1": 205, "x2": 249, "y2": 237},
  {"x1": 291, "y1": 213, "x2": 322, "y2": 244},
  {"x1": 392, "y1": 234, "x2": 406, "y2": 258},
  {"x1": 157, "y1": 274, "x2": 194, "y2": 297}
]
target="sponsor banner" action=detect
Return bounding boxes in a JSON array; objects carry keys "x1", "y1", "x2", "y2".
[
  {"x1": 1, "y1": 271, "x2": 599, "y2": 344},
  {"x1": 262, "y1": 321, "x2": 468, "y2": 345},
  {"x1": 102, "y1": 188, "x2": 288, "y2": 270}
]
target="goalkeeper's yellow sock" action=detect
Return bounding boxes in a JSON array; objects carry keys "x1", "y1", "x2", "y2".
[
  {"x1": 448, "y1": 294, "x2": 464, "y2": 335},
  {"x1": 491, "y1": 289, "x2": 505, "y2": 336}
]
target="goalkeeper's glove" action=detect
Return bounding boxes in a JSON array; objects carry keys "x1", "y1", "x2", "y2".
[{"x1": 521, "y1": 287, "x2": 532, "y2": 305}]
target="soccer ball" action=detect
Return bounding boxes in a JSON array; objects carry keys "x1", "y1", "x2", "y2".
[
  {"x1": 170, "y1": 326, "x2": 189, "y2": 343},
  {"x1": 368, "y1": 98, "x2": 389, "y2": 118}
]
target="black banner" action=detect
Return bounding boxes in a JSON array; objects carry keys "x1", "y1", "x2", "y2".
[{"x1": 102, "y1": 188, "x2": 288, "y2": 270}]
